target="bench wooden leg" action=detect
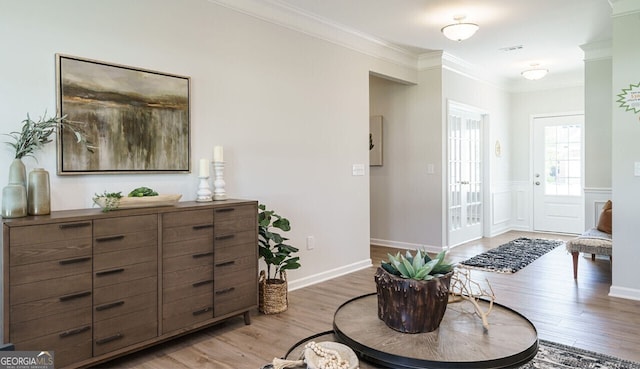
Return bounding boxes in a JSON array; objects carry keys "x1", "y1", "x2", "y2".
[
  {"x1": 572, "y1": 252, "x2": 579, "y2": 279},
  {"x1": 591, "y1": 254, "x2": 596, "y2": 261}
]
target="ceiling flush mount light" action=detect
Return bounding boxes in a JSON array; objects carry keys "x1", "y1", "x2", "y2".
[
  {"x1": 441, "y1": 15, "x2": 479, "y2": 42},
  {"x1": 521, "y1": 64, "x2": 549, "y2": 80}
]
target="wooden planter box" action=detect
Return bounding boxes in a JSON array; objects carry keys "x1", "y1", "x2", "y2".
[{"x1": 374, "y1": 267, "x2": 453, "y2": 333}]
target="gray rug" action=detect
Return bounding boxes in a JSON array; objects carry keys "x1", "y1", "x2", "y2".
[
  {"x1": 527, "y1": 340, "x2": 640, "y2": 369},
  {"x1": 459, "y1": 237, "x2": 564, "y2": 273}
]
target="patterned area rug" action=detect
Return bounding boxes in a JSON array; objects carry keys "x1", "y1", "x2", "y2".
[
  {"x1": 460, "y1": 237, "x2": 564, "y2": 273},
  {"x1": 527, "y1": 340, "x2": 640, "y2": 369}
]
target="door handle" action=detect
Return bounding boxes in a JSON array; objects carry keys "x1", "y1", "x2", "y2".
[{"x1": 535, "y1": 181, "x2": 541, "y2": 186}]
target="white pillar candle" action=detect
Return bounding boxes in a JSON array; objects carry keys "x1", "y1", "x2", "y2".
[
  {"x1": 213, "y1": 146, "x2": 224, "y2": 162},
  {"x1": 199, "y1": 158, "x2": 209, "y2": 177}
]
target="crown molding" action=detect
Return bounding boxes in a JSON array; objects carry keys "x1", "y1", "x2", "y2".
[
  {"x1": 610, "y1": 0, "x2": 640, "y2": 17},
  {"x1": 208, "y1": 0, "x2": 419, "y2": 70},
  {"x1": 580, "y1": 40, "x2": 612, "y2": 61}
]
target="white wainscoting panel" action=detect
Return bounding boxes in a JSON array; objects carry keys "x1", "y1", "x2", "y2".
[{"x1": 584, "y1": 187, "x2": 612, "y2": 229}]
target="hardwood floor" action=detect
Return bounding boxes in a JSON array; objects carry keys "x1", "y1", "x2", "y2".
[{"x1": 102, "y1": 231, "x2": 640, "y2": 368}]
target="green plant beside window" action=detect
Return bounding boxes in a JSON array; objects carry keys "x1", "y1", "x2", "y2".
[{"x1": 258, "y1": 204, "x2": 301, "y2": 281}]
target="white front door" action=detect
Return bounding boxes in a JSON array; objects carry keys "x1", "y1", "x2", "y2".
[
  {"x1": 532, "y1": 114, "x2": 584, "y2": 234},
  {"x1": 448, "y1": 105, "x2": 483, "y2": 246}
]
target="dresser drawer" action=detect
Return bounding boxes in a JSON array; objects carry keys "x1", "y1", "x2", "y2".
[
  {"x1": 94, "y1": 276, "x2": 157, "y2": 306},
  {"x1": 93, "y1": 309, "x2": 157, "y2": 356},
  {"x1": 95, "y1": 291, "x2": 157, "y2": 322},
  {"x1": 162, "y1": 292, "x2": 213, "y2": 334},
  {"x1": 9, "y1": 221, "x2": 92, "y2": 247},
  {"x1": 94, "y1": 214, "x2": 157, "y2": 237},
  {"x1": 214, "y1": 229, "x2": 255, "y2": 250},
  {"x1": 11, "y1": 254, "x2": 91, "y2": 285},
  {"x1": 214, "y1": 217, "x2": 256, "y2": 235},
  {"x1": 164, "y1": 275, "x2": 213, "y2": 303},
  {"x1": 94, "y1": 259, "x2": 157, "y2": 289},
  {"x1": 163, "y1": 264, "x2": 213, "y2": 290},
  {"x1": 11, "y1": 288, "x2": 92, "y2": 324},
  {"x1": 15, "y1": 324, "x2": 92, "y2": 368},
  {"x1": 94, "y1": 229, "x2": 158, "y2": 254},
  {"x1": 214, "y1": 253, "x2": 256, "y2": 284},
  {"x1": 164, "y1": 236, "x2": 213, "y2": 260},
  {"x1": 163, "y1": 209, "x2": 213, "y2": 228},
  {"x1": 10, "y1": 237, "x2": 92, "y2": 267},
  {"x1": 214, "y1": 278, "x2": 257, "y2": 317},
  {"x1": 213, "y1": 205, "x2": 256, "y2": 224},
  {"x1": 164, "y1": 249, "x2": 213, "y2": 274},
  {"x1": 10, "y1": 306, "x2": 91, "y2": 344},
  {"x1": 163, "y1": 222, "x2": 213, "y2": 244},
  {"x1": 215, "y1": 239, "x2": 257, "y2": 264},
  {"x1": 10, "y1": 274, "x2": 92, "y2": 306}
]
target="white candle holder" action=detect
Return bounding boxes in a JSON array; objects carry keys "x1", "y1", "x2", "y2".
[
  {"x1": 213, "y1": 161, "x2": 227, "y2": 201},
  {"x1": 196, "y1": 176, "x2": 213, "y2": 202}
]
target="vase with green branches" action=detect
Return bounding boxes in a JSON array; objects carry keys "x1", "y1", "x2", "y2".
[{"x1": 4, "y1": 111, "x2": 94, "y2": 161}]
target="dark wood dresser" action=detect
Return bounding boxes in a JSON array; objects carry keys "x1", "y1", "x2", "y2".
[{"x1": 1, "y1": 199, "x2": 257, "y2": 368}]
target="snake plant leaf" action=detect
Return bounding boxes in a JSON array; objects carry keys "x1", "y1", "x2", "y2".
[
  {"x1": 413, "y1": 267, "x2": 429, "y2": 280},
  {"x1": 412, "y1": 250, "x2": 425, "y2": 271},
  {"x1": 400, "y1": 256, "x2": 415, "y2": 277},
  {"x1": 381, "y1": 261, "x2": 399, "y2": 275},
  {"x1": 395, "y1": 259, "x2": 410, "y2": 277},
  {"x1": 404, "y1": 250, "x2": 414, "y2": 264}
]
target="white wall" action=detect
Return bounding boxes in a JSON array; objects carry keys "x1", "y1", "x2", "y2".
[
  {"x1": 0, "y1": 0, "x2": 417, "y2": 289},
  {"x1": 610, "y1": 2, "x2": 640, "y2": 300},
  {"x1": 369, "y1": 68, "x2": 443, "y2": 251}
]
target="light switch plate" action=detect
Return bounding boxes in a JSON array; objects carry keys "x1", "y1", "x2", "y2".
[
  {"x1": 352, "y1": 164, "x2": 365, "y2": 176},
  {"x1": 635, "y1": 162, "x2": 640, "y2": 176}
]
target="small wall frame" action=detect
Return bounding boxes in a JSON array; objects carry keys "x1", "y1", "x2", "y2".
[{"x1": 370, "y1": 115, "x2": 383, "y2": 166}]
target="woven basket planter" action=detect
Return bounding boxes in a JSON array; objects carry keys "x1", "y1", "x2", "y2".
[
  {"x1": 259, "y1": 270, "x2": 288, "y2": 314},
  {"x1": 374, "y1": 267, "x2": 453, "y2": 333}
]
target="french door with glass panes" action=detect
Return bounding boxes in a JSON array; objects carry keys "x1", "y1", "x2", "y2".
[{"x1": 448, "y1": 106, "x2": 483, "y2": 246}]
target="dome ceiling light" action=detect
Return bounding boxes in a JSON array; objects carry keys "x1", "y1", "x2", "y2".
[
  {"x1": 521, "y1": 64, "x2": 549, "y2": 80},
  {"x1": 441, "y1": 15, "x2": 479, "y2": 42}
]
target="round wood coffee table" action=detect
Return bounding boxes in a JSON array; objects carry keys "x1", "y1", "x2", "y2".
[{"x1": 286, "y1": 293, "x2": 538, "y2": 368}]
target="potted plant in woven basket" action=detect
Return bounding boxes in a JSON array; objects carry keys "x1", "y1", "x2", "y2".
[
  {"x1": 258, "y1": 204, "x2": 301, "y2": 314},
  {"x1": 375, "y1": 249, "x2": 453, "y2": 333}
]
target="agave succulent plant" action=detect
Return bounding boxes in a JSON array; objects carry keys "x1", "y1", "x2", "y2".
[{"x1": 381, "y1": 249, "x2": 453, "y2": 281}]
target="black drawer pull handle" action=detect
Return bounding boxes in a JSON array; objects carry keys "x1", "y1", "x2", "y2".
[
  {"x1": 216, "y1": 287, "x2": 235, "y2": 295},
  {"x1": 192, "y1": 306, "x2": 212, "y2": 316},
  {"x1": 193, "y1": 224, "x2": 213, "y2": 230},
  {"x1": 59, "y1": 256, "x2": 91, "y2": 265},
  {"x1": 215, "y1": 208, "x2": 235, "y2": 213},
  {"x1": 95, "y1": 300, "x2": 125, "y2": 311},
  {"x1": 59, "y1": 291, "x2": 91, "y2": 302},
  {"x1": 59, "y1": 222, "x2": 91, "y2": 229},
  {"x1": 192, "y1": 279, "x2": 214, "y2": 288},
  {"x1": 215, "y1": 260, "x2": 235, "y2": 267},
  {"x1": 95, "y1": 268, "x2": 125, "y2": 277},
  {"x1": 192, "y1": 252, "x2": 213, "y2": 259},
  {"x1": 95, "y1": 235, "x2": 125, "y2": 242},
  {"x1": 215, "y1": 234, "x2": 235, "y2": 241},
  {"x1": 95, "y1": 333, "x2": 123, "y2": 345},
  {"x1": 59, "y1": 325, "x2": 90, "y2": 338}
]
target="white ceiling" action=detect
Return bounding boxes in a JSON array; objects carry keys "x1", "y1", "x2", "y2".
[{"x1": 249, "y1": 0, "x2": 613, "y2": 89}]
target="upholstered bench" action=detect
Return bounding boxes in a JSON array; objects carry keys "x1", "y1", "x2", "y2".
[{"x1": 565, "y1": 228, "x2": 612, "y2": 279}]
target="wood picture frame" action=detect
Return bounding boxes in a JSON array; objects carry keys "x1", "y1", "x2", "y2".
[{"x1": 56, "y1": 54, "x2": 190, "y2": 174}]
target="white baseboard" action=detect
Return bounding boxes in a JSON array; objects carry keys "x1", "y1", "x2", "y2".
[
  {"x1": 287, "y1": 259, "x2": 373, "y2": 292},
  {"x1": 370, "y1": 238, "x2": 443, "y2": 253},
  {"x1": 609, "y1": 285, "x2": 640, "y2": 301}
]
